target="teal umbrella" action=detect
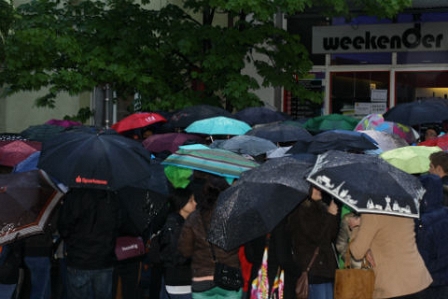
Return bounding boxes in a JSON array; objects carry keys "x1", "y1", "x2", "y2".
[
  {"x1": 303, "y1": 114, "x2": 359, "y2": 132},
  {"x1": 185, "y1": 116, "x2": 251, "y2": 136},
  {"x1": 161, "y1": 148, "x2": 259, "y2": 179}
]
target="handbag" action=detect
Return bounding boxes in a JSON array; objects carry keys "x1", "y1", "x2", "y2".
[
  {"x1": 334, "y1": 243, "x2": 375, "y2": 299},
  {"x1": 115, "y1": 236, "x2": 145, "y2": 261},
  {"x1": 295, "y1": 246, "x2": 319, "y2": 299}
]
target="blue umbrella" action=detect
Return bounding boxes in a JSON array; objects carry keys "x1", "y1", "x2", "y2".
[
  {"x1": 210, "y1": 135, "x2": 277, "y2": 156},
  {"x1": 185, "y1": 116, "x2": 251, "y2": 136}
]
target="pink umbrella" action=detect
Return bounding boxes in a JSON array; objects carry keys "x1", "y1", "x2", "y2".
[
  {"x1": 142, "y1": 132, "x2": 205, "y2": 153},
  {"x1": 45, "y1": 119, "x2": 82, "y2": 128},
  {"x1": 354, "y1": 114, "x2": 418, "y2": 144},
  {"x1": 0, "y1": 140, "x2": 42, "y2": 167}
]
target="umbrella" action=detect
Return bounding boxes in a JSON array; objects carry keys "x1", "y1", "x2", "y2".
[
  {"x1": 20, "y1": 124, "x2": 66, "y2": 142},
  {"x1": 111, "y1": 112, "x2": 167, "y2": 134},
  {"x1": 142, "y1": 132, "x2": 205, "y2": 154},
  {"x1": 208, "y1": 157, "x2": 312, "y2": 250},
  {"x1": 45, "y1": 119, "x2": 82, "y2": 128},
  {"x1": 185, "y1": 116, "x2": 251, "y2": 136},
  {"x1": 210, "y1": 135, "x2": 277, "y2": 156},
  {"x1": 303, "y1": 114, "x2": 359, "y2": 133},
  {"x1": 354, "y1": 113, "x2": 418, "y2": 144},
  {"x1": 245, "y1": 122, "x2": 312, "y2": 143},
  {"x1": 379, "y1": 145, "x2": 442, "y2": 174},
  {"x1": 234, "y1": 107, "x2": 289, "y2": 126},
  {"x1": 161, "y1": 148, "x2": 259, "y2": 179},
  {"x1": 37, "y1": 129, "x2": 156, "y2": 191},
  {"x1": 307, "y1": 150, "x2": 425, "y2": 218},
  {"x1": 169, "y1": 105, "x2": 234, "y2": 128},
  {"x1": 287, "y1": 130, "x2": 378, "y2": 155},
  {"x1": 383, "y1": 100, "x2": 448, "y2": 126},
  {"x1": 0, "y1": 170, "x2": 64, "y2": 245},
  {"x1": 358, "y1": 130, "x2": 409, "y2": 154},
  {"x1": 0, "y1": 140, "x2": 42, "y2": 167},
  {"x1": 418, "y1": 134, "x2": 448, "y2": 150}
]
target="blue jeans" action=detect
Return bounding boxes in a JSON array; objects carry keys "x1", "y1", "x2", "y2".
[
  {"x1": 308, "y1": 282, "x2": 334, "y2": 299},
  {"x1": 66, "y1": 267, "x2": 113, "y2": 299},
  {"x1": 0, "y1": 284, "x2": 16, "y2": 299},
  {"x1": 24, "y1": 256, "x2": 52, "y2": 299}
]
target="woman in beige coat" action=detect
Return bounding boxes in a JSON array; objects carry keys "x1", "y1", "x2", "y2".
[{"x1": 348, "y1": 214, "x2": 432, "y2": 299}]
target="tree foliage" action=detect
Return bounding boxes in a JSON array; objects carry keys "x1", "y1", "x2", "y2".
[{"x1": 0, "y1": 0, "x2": 411, "y2": 112}]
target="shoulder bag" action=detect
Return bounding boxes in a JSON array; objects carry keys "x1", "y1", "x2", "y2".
[
  {"x1": 295, "y1": 246, "x2": 319, "y2": 299},
  {"x1": 334, "y1": 243, "x2": 375, "y2": 299}
]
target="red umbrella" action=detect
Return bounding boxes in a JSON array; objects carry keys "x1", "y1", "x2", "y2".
[
  {"x1": 418, "y1": 134, "x2": 448, "y2": 150},
  {"x1": 111, "y1": 112, "x2": 167, "y2": 133},
  {"x1": 0, "y1": 140, "x2": 42, "y2": 167},
  {"x1": 142, "y1": 132, "x2": 205, "y2": 153}
]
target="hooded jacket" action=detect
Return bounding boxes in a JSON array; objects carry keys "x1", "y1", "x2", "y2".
[{"x1": 417, "y1": 174, "x2": 448, "y2": 287}]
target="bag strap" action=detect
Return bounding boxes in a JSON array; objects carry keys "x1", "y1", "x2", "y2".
[{"x1": 305, "y1": 247, "x2": 320, "y2": 272}]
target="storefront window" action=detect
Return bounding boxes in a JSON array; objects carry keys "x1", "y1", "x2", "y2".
[
  {"x1": 330, "y1": 71, "x2": 389, "y2": 115},
  {"x1": 395, "y1": 71, "x2": 448, "y2": 104}
]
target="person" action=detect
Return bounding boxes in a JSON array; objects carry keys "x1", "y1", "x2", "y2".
[
  {"x1": 348, "y1": 212, "x2": 432, "y2": 298},
  {"x1": 0, "y1": 241, "x2": 24, "y2": 299},
  {"x1": 415, "y1": 174, "x2": 448, "y2": 299},
  {"x1": 58, "y1": 188, "x2": 121, "y2": 299},
  {"x1": 429, "y1": 151, "x2": 448, "y2": 206},
  {"x1": 335, "y1": 211, "x2": 362, "y2": 269},
  {"x1": 177, "y1": 174, "x2": 242, "y2": 299},
  {"x1": 159, "y1": 186, "x2": 197, "y2": 299},
  {"x1": 424, "y1": 126, "x2": 439, "y2": 141},
  {"x1": 286, "y1": 186, "x2": 339, "y2": 299}
]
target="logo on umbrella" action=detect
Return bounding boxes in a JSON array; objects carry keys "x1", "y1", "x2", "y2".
[{"x1": 75, "y1": 176, "x2": 108, "y2": 186}]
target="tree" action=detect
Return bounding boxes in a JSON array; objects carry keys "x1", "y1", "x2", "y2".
[{"x1": 0, "y1": 0, "x2": 411, "y2": 113}]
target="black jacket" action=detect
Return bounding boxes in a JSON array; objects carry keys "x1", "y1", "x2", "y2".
[
  {"x1": 160, "y1": 212, "x2": 192, "y2": 286},
  {"x1": 58, "y1": 189, "x2": 120, "y2": 269}
]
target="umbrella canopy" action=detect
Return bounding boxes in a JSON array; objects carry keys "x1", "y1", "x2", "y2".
[
  {"x1": 185, "y1": 116, "x2": 251, "y2": 136},
  {"x1": 20, "y1": 124, "x2": 66, "y2": 142},
  {"x1": 0, "y1": 140, "x2": 42, "y2": 167},
  {"x1": 307, "y1": 150, "x2": 425, "y2": 218},
  {"x1": 359, "y1": 130, "x2": 409, "y2": 154},
  {"x1": 210, "y1": 135, "x2": 277, "y2": 156},
  {"x1": 38, "y1": 128, "x2": 156, "y2": 191},
  {"x1": 169, "y1": 105, "x2": 234, "y2": 128},
  {"x1": 161, "y1": 148, "x2": 259, "y2": 179},
  {"x1": 111, "y1": 112, "x2": 167, "y2": 134},
  {"x1": 234, "y1": 107, "x2": 289, "y2": 126},
  {"x1": 245, "y1": 122, "x2": 312, "y2": 143},
  {"x1": 383, "y1": 100, "x2": 448, "y2": 126},
  {"x1": 45, "y1": 119, "x2": 82, "y2": 128},
  {"x1": 379, "y1": 145, "x2": 442, "y2": 174},
  {"x1": 208, "y1": 157, "x2": 313, "y2": 250},
  {"x1": 0, "y1": 170, "x2": 64, "y2": 245},
  {"x1": 418, "y1": 134, "x2": 448, "y2": 150},
  {"x1": 142, "y1": 132, "x2": 205, "y2": 154},
  {"x1": 303, "y1": 114, "x2": 359, "y2": 133},
  {"x1": 287, "y1": 130, "x2": 378, "y2": 155},
  {"x1": 354, "y1": 113, "x2": 418, "y2": 144}
]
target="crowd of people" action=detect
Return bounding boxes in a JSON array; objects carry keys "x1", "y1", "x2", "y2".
[{"x1": 1, "y1": 116, "x2": 448, "y2": 299}]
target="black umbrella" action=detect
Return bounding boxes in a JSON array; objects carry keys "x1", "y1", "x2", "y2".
[
  {"x1": 208, "y1": 156, "x2": 312, "y2": 250},
  {"x1": 383, "y1": 100, "x2": 448, "y2": 126},
  {"x1": 169, "y1": 104, "x2": 234, "y2": 129},
  {"x1": 0, "y1": 170, "x2": 64, "y2": 245},
  {"x1": 245, "y1": 122, "x2": 312, "y2": 143},
  {"x1": 20, "y1": 124, "x2": 66, "y2": 142},
  {"x1": 210, "y1": 135, "x2": 277, "y2": 156},
  {"x1": 234, "y1": 107, "x2": 289, "y2": 126},
  {"x1": 306, "y1": 150, "x2": 425, "y2": 219},
  {"x1": 37, "y1": 128, "x2": 156, "y2": 191},
  {"x1": 287, "y1": 130, "x2": 378, "y2": 155}
]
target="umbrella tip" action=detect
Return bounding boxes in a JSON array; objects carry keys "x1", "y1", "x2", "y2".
[{"x1": 0, "y1": 186, "x2": 6, "y2": 193}]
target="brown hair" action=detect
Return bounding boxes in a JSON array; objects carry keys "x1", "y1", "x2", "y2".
[{"x1": 430, "y1": 151, "x2": 448, "y2": 173}]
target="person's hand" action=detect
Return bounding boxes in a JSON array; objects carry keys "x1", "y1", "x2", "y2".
[
  {"x1": 327, "y1": 200, "x2": 338, "y2": 215},
  {"x1": 365, "y1": 249, "x2": 376, "y2": 268},
  {"x1": 347, "y1": 215, "x2": 361, "y2": 230}
]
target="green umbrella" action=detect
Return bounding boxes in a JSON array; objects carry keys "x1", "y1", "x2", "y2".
[
  {"x1": 379, "y1": 145, "x2": 442, "y2": 174},
  {"x1": 303, "y1": 114, "x2": 359, "y2": 132}
]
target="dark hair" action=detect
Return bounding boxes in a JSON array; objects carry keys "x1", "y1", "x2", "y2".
[
  {"x1": 198, "y1": 174, "x2": 230, "y2": 213},
  {"x1": 169, "y1": 187, "x2": 194, "y2": 212},
  {"x1": 430, "y1": 151, "x2": 448, "y2": 173}
]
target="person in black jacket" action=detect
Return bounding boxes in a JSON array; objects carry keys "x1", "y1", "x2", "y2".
[
  {"x1": 160, "y1": 186, "x2": 197, "y2": 299},
  {"x1": 58, "y1": 188, "x2": 120, "y2": 299}
]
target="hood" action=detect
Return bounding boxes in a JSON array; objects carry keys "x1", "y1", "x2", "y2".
[{"x1": 419, "y1": 174, "x2": 444, "y2": 213}]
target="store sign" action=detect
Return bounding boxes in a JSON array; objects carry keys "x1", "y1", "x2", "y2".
[{"x1": 312, "y1": 22, "x2": 448, "y2": 53}]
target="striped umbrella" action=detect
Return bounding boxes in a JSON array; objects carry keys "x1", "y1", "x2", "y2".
[{"x1": 161, "y1": 148, "x2": 259, "y2": 179}]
